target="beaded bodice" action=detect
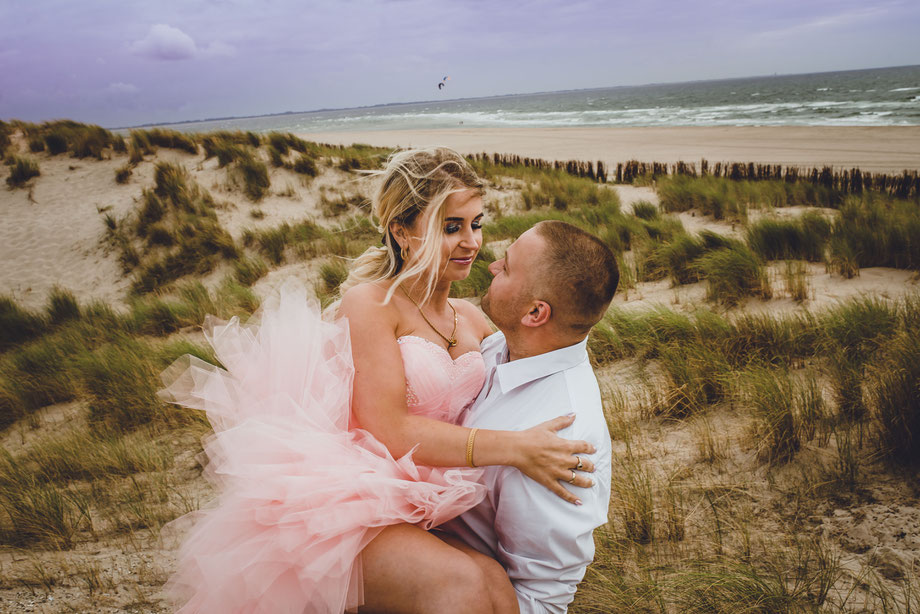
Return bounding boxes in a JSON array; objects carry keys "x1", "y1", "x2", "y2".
[{"x1": 396, "y1": 335, "x2": 486, "y2": 424}]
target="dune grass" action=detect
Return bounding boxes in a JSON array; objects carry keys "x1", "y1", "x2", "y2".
[
  {"x1": 233, "y1": 255, "x2": 269, "y2": 286},
  {"x1": 828, "y1": 195, "x2": 920, "y2": 275},
  {"x1": 631, "y1": 200, "x2": 659, "y2": 220},
  {"x1": 654, "y1": 343, "x2": 730, "y2": 418},
  {"x1": 742, "y1": 366, "x2": 800, "y2": 464},
  {"x1": 868, "y1": 327, "x2": 920, "y2": 466},
  {"x1": 114, "y1": 163, "x2": 133, "y2": 184},
  {"x1": 0, "y1": 281, "x2": 252, "y2": 436},
  {"x1": 28, "y1": 134, "x2": 45, "y2": 152},
  {"x1": 5, "y1": 155, "x2": 40, "y2": 187},
  {"x1": 235, "y1": 153, "x2": 271, "y2": 201},
  {"x1": 521, "y1": 172, "x2": 621, "y2": 212},
  {"x1": 0, "y1": 295, "x2": 47, "y2": 351},
  {"x1": 320, "y1": 192, "x2": 366, "y2": 217},
  {"x1": 745, "y1": 212, "x2": 831, "y2": 261},
  {"x1": 243, "y1": 214, "x2": 378, "y2": 265},
  {"x1": 643, "y1": 230, "x2": 741, "y2": 285},
  {"x1": 0, "y1": 453, "x2": 92, "y2": 549},
  {"x1": 46, "y1": 287, "x2": 81, "y2": 327},
  {"x1": 782, "y1": 260, "x2": 809, "y2": 301},
  {"x1": 78, "y1": 339, "x2": 174, "y2": 432},
  {"x1": 21, "y1": 120, "x2": 114, "y2": 159},
  {"x1": 315, "y1": 258, "x2": 350, "y2": 307},
  {"x1": 199, "y1": 131, "x2": 261, "y2": 161},
  {"x1": 697, "y1": 243, "x2": 772, "y2": 306},
  {"x1": 266, "y1": 132, "x2": 313, "y2": 156},
  {"x1": 131, "y1": 129, "x2": 198, "y2": 155},
  {"x1": 124, "y1": 162, "x2": 240, "y2": 294},
  {"x1": 329, "y1": 143, "x2": 389, "y2": 172},
  {"x1": 292, "y1": 154, "x2": 319, "y2": 177},
  {"x1": 0, "y1": 120, "x2": 12, "y2": 157},
  {"x1": 658, "y1": 175, "x2": 844, "y2": 219}
]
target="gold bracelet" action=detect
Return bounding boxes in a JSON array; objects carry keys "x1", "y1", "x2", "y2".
[{"x1": 466, "y1": 427, "x2": 479, "y2": 468}]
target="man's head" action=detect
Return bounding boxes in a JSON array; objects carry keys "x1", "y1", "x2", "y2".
[{"x1": 482, "y1": 221, "x2": 618, "y2": 353}]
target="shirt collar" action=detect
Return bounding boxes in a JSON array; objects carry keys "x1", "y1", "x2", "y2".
[{"x1": 492, "y1": 335, "x2": 589, "y2": 394}]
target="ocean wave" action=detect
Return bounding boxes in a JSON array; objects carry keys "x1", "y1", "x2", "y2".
[
  {"x1": 182, "y1": 68, "x2": 920, "y2": 133},
  {"x1": 285, "y1": 100, "x2": 919, "y2": 130}
]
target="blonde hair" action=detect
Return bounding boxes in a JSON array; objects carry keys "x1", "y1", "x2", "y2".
[{"x1": 340, "y1": 147, "x2": 484, "y2": 305}]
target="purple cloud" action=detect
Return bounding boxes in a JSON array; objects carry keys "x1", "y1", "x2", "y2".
[
  {"x1": 131, "y1": 24, "x2": 197, "y2": 61},
  {"x1": 106, "y1": 82, "x2": 140, "y2": 95},
  {"x1": 0, "y1": 0, "x2": 916, "y2": 127}
]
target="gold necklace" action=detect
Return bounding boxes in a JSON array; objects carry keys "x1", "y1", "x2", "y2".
[{"x1": 400, "y1": 286, "x2": 458, "y2": 348}]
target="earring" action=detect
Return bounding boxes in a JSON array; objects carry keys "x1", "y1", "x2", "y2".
[{"x1": 400, "y1": 245, "x2": 409, "y2": 260}]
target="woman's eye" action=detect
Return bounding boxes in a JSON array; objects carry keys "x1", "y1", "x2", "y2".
[
  {"x1": 472, "y1": 221, "x2": 483, "y2": 230},
  {"x1": 445, "y1": 224, "x2": 461, "y2": 234}
]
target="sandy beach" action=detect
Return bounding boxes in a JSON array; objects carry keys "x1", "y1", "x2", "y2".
[{"x1": 296, "y1": 126, "x2": 920, "y2": 174}]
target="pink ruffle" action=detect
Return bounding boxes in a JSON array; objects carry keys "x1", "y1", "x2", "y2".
[{"x1": 159, "y1": 280, "x2": 485, "y2": 613}]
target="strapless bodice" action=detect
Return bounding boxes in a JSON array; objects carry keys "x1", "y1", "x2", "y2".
[{"x1": 397, "y1": 335, "x2": 485, "y2": 424}]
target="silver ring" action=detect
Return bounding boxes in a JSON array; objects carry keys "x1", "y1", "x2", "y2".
[
  {"x1": 573, "y1": 455, "x2": 584, "y2": 471},
  {"x1": 567, "y1": 470, "x2": 577, "y2": 484}
]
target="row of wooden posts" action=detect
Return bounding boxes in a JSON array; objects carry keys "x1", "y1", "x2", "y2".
[{"x1": 467, "y1": 152, "x2": 920, "y2": 200}]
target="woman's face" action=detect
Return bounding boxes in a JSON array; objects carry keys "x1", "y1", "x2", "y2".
[{"x1": 402, "y1": 188, "x2": 484, "y2": 284}]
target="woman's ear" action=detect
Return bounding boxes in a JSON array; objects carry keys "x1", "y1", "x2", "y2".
[
  {"x1": 388, "y1": 222, "x2": 407, "y2": 249},
  {"x1": 520, "y1": 300, "x2": 551, "y2": 328}
]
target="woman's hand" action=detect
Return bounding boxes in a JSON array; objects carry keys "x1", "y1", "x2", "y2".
[{"x1": 511, "y1": 414, "x2": 597, "y2": 505}]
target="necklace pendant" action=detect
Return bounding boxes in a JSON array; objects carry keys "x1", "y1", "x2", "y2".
[{"x1": 448, "y1": 338, "x2": 458, "y2": 347}]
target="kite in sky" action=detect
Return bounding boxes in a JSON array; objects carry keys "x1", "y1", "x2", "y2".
[{"x1": 438, "y1": 76, "x2": 450, "y2": 90}]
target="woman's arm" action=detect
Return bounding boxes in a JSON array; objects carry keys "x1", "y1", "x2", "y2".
[{"x1": 339, "y1": 284, "x2": 595, "y2": 504}]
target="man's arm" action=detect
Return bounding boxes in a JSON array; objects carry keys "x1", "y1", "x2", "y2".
[{"x1": 492, "y1": 452, "x2": 611, "y2": 614}]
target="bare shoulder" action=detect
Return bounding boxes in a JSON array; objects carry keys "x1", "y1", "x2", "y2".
[
  {"x1": 339, "y1": 283, "x2": 397, "y2": 327},
  {"x1": 452, "y1": 298, "x2": 493, "y2": 341}
]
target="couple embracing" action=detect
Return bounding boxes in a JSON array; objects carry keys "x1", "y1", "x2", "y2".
[{"x1": 160, "y1": 147, "x2": 619, "y2": 613}]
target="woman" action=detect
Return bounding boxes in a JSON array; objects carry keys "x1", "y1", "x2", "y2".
[{"x1": 160, "y1": 147, "x2": 595, "y2": 614}]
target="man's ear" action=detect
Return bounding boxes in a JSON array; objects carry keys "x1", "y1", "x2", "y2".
[{"x1": 520, "y1": 300, "x2": 551, "y2": 328}]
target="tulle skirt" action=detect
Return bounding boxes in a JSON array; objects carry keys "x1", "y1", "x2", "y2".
[{"x1": 158, "y1": 280, "x2": 486, "y2": 613}]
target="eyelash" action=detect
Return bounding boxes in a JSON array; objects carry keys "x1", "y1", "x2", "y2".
[{"x1": 445, "y1": 221, "x2": 483, "y2": 234}]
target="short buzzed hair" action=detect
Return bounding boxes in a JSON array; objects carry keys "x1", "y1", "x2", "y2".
[{"x1": 534, "y1": 221, "x2": 618, "y2": 333}]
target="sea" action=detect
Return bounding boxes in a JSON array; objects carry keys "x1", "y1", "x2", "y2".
[{"x1": 148, "y1": 65, "x2": 920, "y2": 134}]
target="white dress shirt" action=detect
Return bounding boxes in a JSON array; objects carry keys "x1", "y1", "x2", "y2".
[{"x1": 445, "y1": 331, "x2": 612, "y2": 614}]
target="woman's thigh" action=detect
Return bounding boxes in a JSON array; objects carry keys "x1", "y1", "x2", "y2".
[
  {"x1": 433, "y1": 531, "x2": 519, "y2": 614},
  {"x1": 359, "y1": 524, "x2": 498, "y2": 614}
]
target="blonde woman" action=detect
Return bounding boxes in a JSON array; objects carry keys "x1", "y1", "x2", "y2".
[{"x1": 160, "y1": 148, "x2": 595, "y2": 614}]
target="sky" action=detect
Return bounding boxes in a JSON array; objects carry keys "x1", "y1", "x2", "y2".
[{"x1": 1, "y1": 0, "x2": 918, "y2": 128}]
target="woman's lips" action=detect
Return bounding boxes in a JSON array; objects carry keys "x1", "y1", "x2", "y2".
[{"x1": 450, "y1": 256, "x2": 474, "y2": 265}]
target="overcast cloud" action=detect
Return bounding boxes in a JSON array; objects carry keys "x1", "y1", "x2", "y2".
[{"x1": 0, "y1": 0, "x2": 917, "y2": 127}]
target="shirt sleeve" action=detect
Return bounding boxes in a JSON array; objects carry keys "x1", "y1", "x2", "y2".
[{"x1": 491, "y1": 461, "x2": 610, "y2": 614}]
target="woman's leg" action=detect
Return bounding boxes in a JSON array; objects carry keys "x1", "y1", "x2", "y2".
[
  {"x1": 434, "y1": 531, "x2": 519, "y2": 614},
  {"x1": 359, "y1": 524, "x2": 515, "y2": 614}
]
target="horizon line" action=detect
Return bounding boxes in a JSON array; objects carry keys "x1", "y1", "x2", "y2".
[{"x1": 109, "y1": 62, "x2": 920, "y2": 131}]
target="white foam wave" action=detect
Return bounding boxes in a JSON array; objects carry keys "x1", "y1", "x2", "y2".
[{"x1": 890, "y1": 86, "x2": 920, "y2": 92}]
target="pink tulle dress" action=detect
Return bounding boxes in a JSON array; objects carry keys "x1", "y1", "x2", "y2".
[{"x1": 158, "y1": 280, "x2": 487, "y2": 613}]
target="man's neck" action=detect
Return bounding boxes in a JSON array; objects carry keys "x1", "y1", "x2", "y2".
[{"x1": 504, "y1": 330, "x2": 586, "y2": 362}]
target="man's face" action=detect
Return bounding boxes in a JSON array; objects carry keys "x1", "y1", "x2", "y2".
[{"x1": 481, "y1": 227, "x2": 545, "y2": 330}]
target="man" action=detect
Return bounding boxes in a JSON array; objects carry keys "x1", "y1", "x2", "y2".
[
  {"x1": 444, "y1": 220, "x2": 618, "y2": 613},
  {"x1": 360, "y1": 220, "x2": 618, "y2": 614}
]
